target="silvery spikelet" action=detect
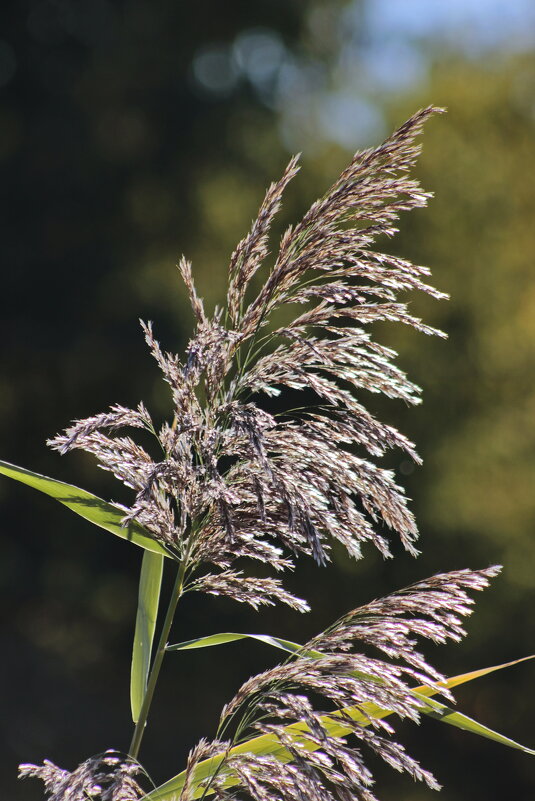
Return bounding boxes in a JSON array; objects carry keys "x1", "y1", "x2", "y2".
[
  {"x1": 20, "y1": 107, "x2": 501, "y2": 800},
  {"x1": 18, "y1": 751, "x2": 145, "y2": 801}
]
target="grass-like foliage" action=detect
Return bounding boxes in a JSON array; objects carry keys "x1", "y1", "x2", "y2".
[{"x1": 6, "y1": 107, "x2": 533, "y2": 800}]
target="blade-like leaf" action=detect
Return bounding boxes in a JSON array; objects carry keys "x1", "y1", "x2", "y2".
[
  {"x1": 167, "y1": 632, "x2": 319, "y2": 658},
  {"x1": 412, "y1": 655, "x2": 535, "y2": 697},
  {"x1": 0, "y1": 459, "x2": 169, "y2": 556},
  {"x1": 411, "y1": 690, "x2": 535, "y2": 754},
  {"x1": 131, "y1": 551, "x2": 164, "y2": 723},
  {"x1": 142, "y1": 656, "x2": 535, "y2": 800}
]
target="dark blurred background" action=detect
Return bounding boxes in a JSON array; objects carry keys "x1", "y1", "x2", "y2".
[{"x1": 1, "y1": 1, "x2": 534, "y2": 799}]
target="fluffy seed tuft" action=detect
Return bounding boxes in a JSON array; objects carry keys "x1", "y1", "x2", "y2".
[{"x1": 48, "y1": 107, "x2": 447, "y2": 604}]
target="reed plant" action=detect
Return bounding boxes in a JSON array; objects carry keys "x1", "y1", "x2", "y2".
[{"x1": 3, "y1": 106, "x2": 533, "y2": 801}]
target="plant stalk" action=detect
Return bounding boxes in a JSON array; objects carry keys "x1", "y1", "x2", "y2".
[{"x1": 129, "y1": 561, "x2": 187, "y2": 760}]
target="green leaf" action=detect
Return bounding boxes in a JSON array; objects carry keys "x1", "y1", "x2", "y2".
[
  {"x1": 0, "y1": 459, "x2": 169, "y2": 557},
  {"x1": 167, "y1": 632, "x2": 320, "y2": 658},
  {"x1": 142, "y1": 655, "x2": 535, "y2": 800},
  {"x1": 411, "y1": 690, "x2": 535, "y2": 754},
  {"x1": 411, "y1": 655, "x2": 535, "y2": 697},
  {"x1": 131, "y1": 551, "x2": 164, "y2": 723}
]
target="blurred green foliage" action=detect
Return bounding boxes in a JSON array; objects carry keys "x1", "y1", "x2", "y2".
[
  {"x1": 1, "y1": 2, "x2": 534, "y2": 800},
  {"x1": 403, "y1": 58, "x2": 535, "y2": 588}
]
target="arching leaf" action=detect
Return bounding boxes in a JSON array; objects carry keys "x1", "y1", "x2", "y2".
[{"x1": 0, "y1": 459, "x2": 169, "y2": 556}]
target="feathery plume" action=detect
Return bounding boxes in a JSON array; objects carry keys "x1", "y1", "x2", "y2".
[
  {"x1": 19, "y1": 751, "x2": 145, "y2": 801},
  {"x1": 48, "y1": 106, "x2": 447, "y2": 608},
  {"x1": 182, "y1": 567, "x2": 500, "y2": 801}
]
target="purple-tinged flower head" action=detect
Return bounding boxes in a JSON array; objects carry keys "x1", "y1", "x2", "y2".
[{"x1": 49, "y1": 107, "x2": 447, "y2": 610}]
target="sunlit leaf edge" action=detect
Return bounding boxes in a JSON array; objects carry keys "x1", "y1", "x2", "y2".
[
  {"x1": 167, "y1": 632, "x2": 318, "y2": 657},
  {"x1": 0, "y1": 459, "x2": 169, "y2": 556}
]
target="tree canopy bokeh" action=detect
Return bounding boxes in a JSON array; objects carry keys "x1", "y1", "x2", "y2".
[{"x1": 1, "y1": 2, "x2": 534, "y2": 800}]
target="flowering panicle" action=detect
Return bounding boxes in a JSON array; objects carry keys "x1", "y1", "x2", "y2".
[
  {"x1": 19, "y1": 751, "x2": 145, "y2": 801},
  {"x1": 48, "y1": 106, "x2": 448, "y2": 606},
  {"x1": 184, "y1": 567, "x2": 500, "y2": 801}
]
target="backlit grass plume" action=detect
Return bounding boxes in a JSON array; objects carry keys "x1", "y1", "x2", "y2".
[
  {"x1": 49, "y1": 107, "x2": 446, "y2": 591},
  {"x1": 192, "y1": 568, "x2": 500, "y2": 801},
  {"x1": 13, "y1": 106, "x2": 532, "y2": 801}
]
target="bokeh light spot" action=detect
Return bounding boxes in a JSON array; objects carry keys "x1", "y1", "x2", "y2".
[{"x1": 192, "y1": 45, "x2": 239, "y2": 96}]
